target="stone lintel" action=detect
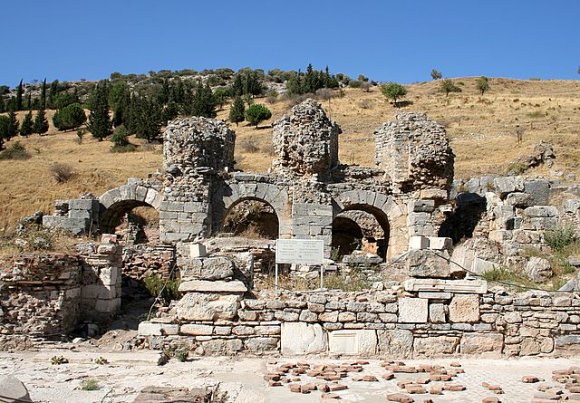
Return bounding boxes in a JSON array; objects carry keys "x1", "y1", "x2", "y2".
[
  {"x1": 404, "y1": 279, "x2": 488, "y2": 294},
  {"x1": 178, "y1": 280, "x2": 247, "y2": 293}
]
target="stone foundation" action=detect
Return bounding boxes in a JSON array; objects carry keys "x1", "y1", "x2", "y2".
[{"x1": 138, "y1": 280, "x2": 580, "y2": 358}]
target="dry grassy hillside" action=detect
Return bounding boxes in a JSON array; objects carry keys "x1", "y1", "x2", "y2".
[{"x1": 0, "y1": 77, "x2": 579, "y2": 233}]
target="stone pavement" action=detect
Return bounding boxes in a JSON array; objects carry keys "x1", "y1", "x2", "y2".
[{"x1": 0, "y1": 350, "x2": 577, "y2": 402}]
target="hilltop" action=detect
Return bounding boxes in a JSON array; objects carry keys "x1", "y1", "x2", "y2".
[{"x1": 0, "y1": 76, "x2": 579, "y2": 233}]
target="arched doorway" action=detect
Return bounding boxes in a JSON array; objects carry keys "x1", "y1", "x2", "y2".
[
  {"x1": 332, "y1": 203, "x2": 390, "y2": 261},
  {"x1": 221, "y1": 198, "x2": 279, "y2": 240},
  {"x1": 100, "y1": 200, "x2": 159, "y2": 243}
]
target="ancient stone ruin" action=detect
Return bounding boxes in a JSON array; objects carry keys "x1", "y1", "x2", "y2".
[{"x1": 2, "y1": 99, "x2": 579, "y2": 359}]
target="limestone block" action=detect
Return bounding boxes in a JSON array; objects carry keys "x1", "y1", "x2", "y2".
[
  {"x1": 493, "y1": 176, "x2": 523, "y2": 197},
  {"x1": 525, "y1": 257, "x2": 553, "y2": 282},
  {"x1": 524, "y1": 180, "x2": 551, "y2": 206},
  {"x1": 201, "y1": 339, "x2": 243, "y2": 355},
  {"x1": 0, "y1": 376, "x2": 32, "y2": 403},
  {"x1": 398, "y1": 298, "x2": 428, "y2": 323},
  {"x1": 244, "y1": 337, "x2": 279, "y2": 353},
  {"x1": 472, "y1": 257, "x2": 498, "y2": 274},
  {"x1": 404, "y1": 278, "x2": 488, "y2": 294},
  {"x1": 377, "y1": 329, "x2": 413, "y2": 358},
  {"x1": 410, "y1": 199, "x2": 435, "y2": 213},
  {"x1": 428, "y1": 237, "x2": 453, "y2": 251},
  {"x1": 180, "y1": 257, "x2": 234, "y2": 281},
  {"x1": 180, "y1": 324, "x2": 213, "y2": 336},
  {"x1": 524, "y1": 206, "x2": 558, "y2": 218},
  {"x1": 174, "y1": 292, "x2": 240, "y2": 321},
  {"x1": 138, "y1": 322, "x2": 162, "y2": 336},
  {"x1": 429, "y1": 303, "x2": 446, "y2": 323},
  {"x1": 449, "y1": 295, "x2": 480, "y2": 323},
  {"x1": 281, "y1": 323, "x2": 327, "y2": 355},
  {"x1": 178, "y1": 280, "x2": 247, "y2": 293},
  {"x1": 460, "y1": 333, "x2": 503, "y2": 356},
  {"x1": 505, "y1": 192, "x2": 531, "y2": 207},
  {"x1": 405, "y1": 249, "x2": 461, "y2": 279},
  {"x1": 328, "y1": 329, "x2": 377, "y2": 356},
  {"x1": 413, "y1": 336, "x2": 459, "y2": 357},
  {"x1": 409, "y1": 236, "x2": 429, "y2": 250},
  {"x1": 190, "y1": 243, "x2": 207, "y2": 257}
]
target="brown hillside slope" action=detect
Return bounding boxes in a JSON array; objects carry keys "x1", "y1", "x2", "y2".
[{"x1": 0, "y1": 77, "x2": 579, "y2": 233}]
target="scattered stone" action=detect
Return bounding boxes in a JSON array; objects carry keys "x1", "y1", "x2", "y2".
[
  {"x1": 522, "y1": 375, "x2": 541, "y2": 383},
  {"x1": 387, "y1": 393, "x2": 415, "y2": 403}
]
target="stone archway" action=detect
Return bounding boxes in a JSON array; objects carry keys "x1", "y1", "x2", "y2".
[
  {"x1": 220, "y1": 182, "x2": 291, "y2": 238},
  {"x1": 99, "y1": 184, "x2": 162, "y2": 233},
  {"x1": 334, "y1": 190, "x2": 407, "y2": 261}
]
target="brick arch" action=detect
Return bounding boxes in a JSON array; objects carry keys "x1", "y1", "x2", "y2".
[
  {"x1": 99, "y1": 184, "x2": 162, "y2": 232},
  {"x1": 220, "y1": 182, "x2": 291, "y2": 237},
  {"x1": 333, "y1": 190, "x2": 407, "y2": 261}
]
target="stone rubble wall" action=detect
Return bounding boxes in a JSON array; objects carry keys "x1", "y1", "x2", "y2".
[
  {"x1": 138, "y1": 281, "x2": 580, "y2": 358},
  {"x1": 449, "y1": 176, "x2": 580, "y2": 276},
  {"x1": 122, "y1": 243, "x2": 175, "y2": 281},
  {"x1": 0, "y1": 239, "x2": 123, "y2": 348},
  {"x1": 374, "y1": 112, "x2": 455, "y2": 194}
]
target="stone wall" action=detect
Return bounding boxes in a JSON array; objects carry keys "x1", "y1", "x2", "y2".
[
  {"x1": 0, "y1": 239, "x2": 123, "y2": 348},
  {"x1": 138, "y1": 279, "x2": 580, "y2": 358},
  {"x1": 447, "y1": 176, "x2": 580, "y2": 277}
]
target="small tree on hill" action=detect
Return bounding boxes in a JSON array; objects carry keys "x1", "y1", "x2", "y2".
[
  {"x1": 20, "y1": 110, "x2": 34, "y2": 136},
  {"x1": 430, "y1": 69, "x2": 443, "y2": 80},
  {"x1": 229, "y1": 96, "x2": 245, "y2": 126},
  {"x1": 441, "y1": 79, "x2": 461, "y2": 96},
  {"x1": 33, "y1": 108, "x2": 49, "y2": 135},
  {"x1": 476, "y1": 76, "x2": 490, "y2": 95},
  {"x1": 111, "y1": 125, "x2": 130, "y2": 146},
  {"x1": 53, "y1": 103, "x2": 87, "y2": 131},
  {"x1": 245, "y1": 104, "x2": 271, "y2": 128},
  {"x1": 381, "y1": 82, "x2": 407, "y2": 107},
  {"x1": 7, "y1": 109, "x2": 19, "y2": 138}
]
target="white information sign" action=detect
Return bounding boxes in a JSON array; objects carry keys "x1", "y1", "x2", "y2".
[{"x1": 275, "y1": 239, "x2": 324, "y2": 265}]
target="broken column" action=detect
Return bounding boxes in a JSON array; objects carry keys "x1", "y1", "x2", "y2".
[{"x1": 160, "y1": 117, "x2": 236, "y2": 242}]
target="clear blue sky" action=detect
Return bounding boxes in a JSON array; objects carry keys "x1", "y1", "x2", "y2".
[{"x1": 1, "y1": 0, "x2": 578, "y2": 86}]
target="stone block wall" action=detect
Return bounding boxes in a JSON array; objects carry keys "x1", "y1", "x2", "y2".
[
  {"x1": 0, "y1": 241, "x2": 123, "y2": 348},
  {"x1": 138, "y1": 279, "x2": 580, "y2": 358},
  {"x1": 42, "y1": 198, "x2": 100, "y2": 235}
]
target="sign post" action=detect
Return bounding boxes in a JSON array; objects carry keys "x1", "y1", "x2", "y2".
[{"x1": 275, "y1": 239, "x2": 325, "y2": 289}]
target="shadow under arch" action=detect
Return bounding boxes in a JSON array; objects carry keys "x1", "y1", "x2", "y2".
[{"x1": 332, "y1": 202, "x2": 390, "y2": 261}]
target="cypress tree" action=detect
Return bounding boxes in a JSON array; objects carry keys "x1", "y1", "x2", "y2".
[
  {"x1": 33, "y1": 108, "x2": 49, "y2": 135},
  {"x1": 191, "y1": 82, "x2": 216, "y2": 118},
  {"x1": 229, "y1": 96, "x2": 245, "y2": 126},
  {"x1": 7, "y1": 108, "x2": 19, "y2": 138},
  {"x1": 20, "y1": 110, "x2": 34, "y2": 136},
  {"x1": 40, "y1": 79, "x2": 47, "y2": 109},
  {"x1": 0, "y1": 96, "x2": 4, "y2": 113},
  {"x1": 15, "y1": 79, "x2": 23, "y2": 111},
  {"x1": 88, "y1": 80, "x2": 111, "y2": 140}
]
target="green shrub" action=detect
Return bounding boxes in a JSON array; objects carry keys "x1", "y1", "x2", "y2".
[
  {"x1": 481, "y1": 267, "x2": 535, "y2": 289},
  {"x1": 175, "y1": 349, "x2": 189, "y2": 362},
  {"x1": 111, "y1": 144, "x2": 137, "y2": 153},
  {"x1": 111, "y1": 125, "x2": 130, "y2": 146},
  {"x1": 0, "y1": 141, "x2": 31, "y2": 160},
  {"x1": 244, "y1": 104, "x2": 272, "y2": 127},
  {"x1": 545, "y1": 226, "x2": 576, "y2": 252},
  {"x1": 80, "y1": 378, "x2": 99, "y2": 391},
  {"x1": 143, "y1": 273, "x2": 181, "y2": 304},
  {"x1": 94, "y1": 356, "x2": 108, "y2": 365},
  {"x1": 51, "y1": 355, "x2": 69, "y2": 365}
]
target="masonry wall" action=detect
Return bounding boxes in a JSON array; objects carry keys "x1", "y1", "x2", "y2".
[
  {"x1": 138, "y1": 282, "x2": 580, "y2": 358},
  {"x1": 0, "y1": 241, "x2": 123, "y2": 349}
]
